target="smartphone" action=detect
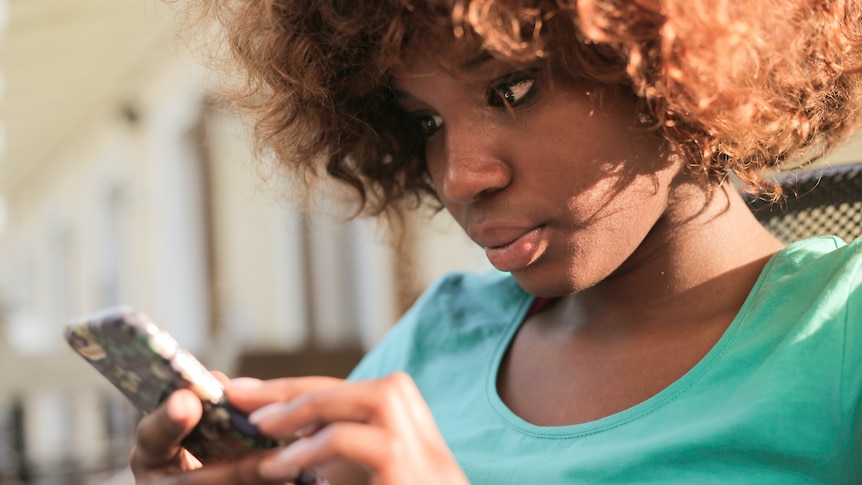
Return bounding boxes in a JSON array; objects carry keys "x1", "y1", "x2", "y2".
[{"x1": 64, "y1": 305, "x2": 321, "y2": 481}]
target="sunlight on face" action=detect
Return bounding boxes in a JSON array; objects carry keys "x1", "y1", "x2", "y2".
[{"x1": 393, "y1": 50, "x2": 682, "y2": 296}]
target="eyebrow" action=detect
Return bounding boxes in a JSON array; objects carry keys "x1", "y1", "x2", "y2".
[
  {"x1": 456, "y1": 51, "x2": 494, "y2": 72},
  {"x1": 392, "y1": 51, "x2": 495, "y2": 101},
  {"x1": 393, "y1": 89, "x2": 412, "y2": 102}
]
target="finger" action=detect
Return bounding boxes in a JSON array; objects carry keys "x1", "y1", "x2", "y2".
[
  {"x1": 382, "y1": 372, "x2": 442, "y2": 436},
  {"x1": 246, "y1": 383, "x2": 374, "y2": 439},
  {"x1": 226, "y1": 376, "x2": 344, "y2": 413},
  {"x1": 248, "y1": 374, "x2": 428, "y2": 441},
  {"x1": 212, "y1": 371, "x2": 232, "y2": 386},
  {"x1": 258, "y1": 423, "x2": 391, "y2": 482},
  {"x1": 144, "y1": 449, "x2": 290, "y2": 485},
  {"x1": 131, "y1": 389, "x2": 203, "y2": 471}
]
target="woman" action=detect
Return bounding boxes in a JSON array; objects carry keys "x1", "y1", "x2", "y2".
[{"x1": 132, "y1": 0, "x2": 862, "y2": 483}]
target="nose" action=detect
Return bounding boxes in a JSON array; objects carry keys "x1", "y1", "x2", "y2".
[{"x1": 438, "y1": 137, "x2": 512, "y2": 205}]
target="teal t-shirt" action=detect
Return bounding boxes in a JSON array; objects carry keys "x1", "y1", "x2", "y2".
[{"x1": 349, "y1": 236, "x2": 862, "y2": 484}]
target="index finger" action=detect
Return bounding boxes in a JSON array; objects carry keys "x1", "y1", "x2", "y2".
[
  {"x1": 131, "y1": 388, "x2": 203, "y2": 471},
  {"x1": 225, "y1": 376, "x2": 344, "y2": 413}
]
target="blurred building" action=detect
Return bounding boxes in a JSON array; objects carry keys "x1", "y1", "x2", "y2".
[
  {"x1": 0, "y1": 0, "x2": 484, "y2": 483},
  {"x1": 3, "y1": 1, "x2": 858, "y2": 484}
]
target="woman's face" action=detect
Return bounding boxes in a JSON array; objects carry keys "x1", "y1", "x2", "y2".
[{"x1": 392, "y1": 52, "x2": 683, "y2": 297}]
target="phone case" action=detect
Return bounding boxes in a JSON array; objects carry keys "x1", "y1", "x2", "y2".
[{"x1": 64, "y1": 306, "x2": 283, "y2": 464}]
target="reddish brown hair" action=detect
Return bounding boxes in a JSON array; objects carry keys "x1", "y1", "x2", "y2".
[{"x1": 193, "y1": 0, "x2": 862, "y2": 214}]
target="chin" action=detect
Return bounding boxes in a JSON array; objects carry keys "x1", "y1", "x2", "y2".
[{"x1": 510, "y1": 268, "x2": 585, "y2": 298}]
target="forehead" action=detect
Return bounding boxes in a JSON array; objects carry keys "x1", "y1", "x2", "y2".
[
  {"x1": 392, "y1": 44, "x2": 538, "y2": 89},
  {"x1": 394, "y1": 33, "x2": 480, "y2": 72}
]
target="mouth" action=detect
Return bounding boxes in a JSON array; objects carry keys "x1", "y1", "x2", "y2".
[{"x1": 481, "y1": 226, "x2": 547, "y2": 272}]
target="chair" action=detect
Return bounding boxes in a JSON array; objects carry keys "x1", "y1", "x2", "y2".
[{"x1": 745, "y1": 162, "x2": 862, "y2": 243}]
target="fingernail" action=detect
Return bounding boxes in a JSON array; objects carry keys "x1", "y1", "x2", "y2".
[
  {"x1": 227, "y1": 377, "x2": 264, "y2": 390},
  {"x1": 248, "y1": 402, "x2": 285, "y2": 424},
  {"x1": 258, "y1": 442, "x2": 307, "y2": 481},
  {"x1": 164, "y1": 390, "x2": 200, "y2": 425},
  {"x1": 296, "y1": 422, "x2": 318, "y2": 437}
]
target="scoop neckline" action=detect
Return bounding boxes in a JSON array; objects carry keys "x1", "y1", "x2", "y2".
[{"x1": 484, "y1": 245, "x2": 788, "y2": 438}]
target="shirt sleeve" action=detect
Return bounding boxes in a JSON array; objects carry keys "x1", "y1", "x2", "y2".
[{"x1": 347, "y1": 275, "x2": 453, "y2": 381}]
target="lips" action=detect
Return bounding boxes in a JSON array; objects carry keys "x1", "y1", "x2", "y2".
[{"x1": 474, "y1": 226, "x2": 547, "y2": 272}]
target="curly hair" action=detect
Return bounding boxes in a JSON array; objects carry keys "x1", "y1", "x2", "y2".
[{"x1": 191, "y1": 0, "x2": 862, "y2": 215}]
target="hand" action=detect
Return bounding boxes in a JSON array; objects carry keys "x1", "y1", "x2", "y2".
[
  {"x1": 129, "y1": 388, "x2": 204, "y2": 478},
  {"x1": 226, "y1": 372, "x2": 469, "y2": 485},
  {"x1": 129, "y1": 384, "x2": 286, "y2": 484}
]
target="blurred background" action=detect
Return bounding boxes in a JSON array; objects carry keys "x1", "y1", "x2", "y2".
[
  {"x1": 0, "y1": 1, "x2": 861, "y2": 484},
  {"x1": 0, "y1": 1, "x2": 488, "y2": 483}
]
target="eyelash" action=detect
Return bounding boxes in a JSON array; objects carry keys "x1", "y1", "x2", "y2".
[
  {"x1": 487, "y1": 72, "x2": 538, "y2": 108},
  {"x1": 412, "y1": 113, "x2": 444, "y2": 139},
  {"x1": 408, "y1": 70, "x2": 540, "y2": 139}
]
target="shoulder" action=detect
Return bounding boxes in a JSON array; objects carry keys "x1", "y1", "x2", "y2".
[
  {"x1": 349, "y1": 271, "x2": 531, "y2": 381},
  {"x1": 727, "y1": 236, "x2": 862, "y2": 372},
  {"x1": 411, "y1": 270, "x2": 531, "y2": 325},
  {"x1": 749, "y1": 236, "x2": 862, "y2": 340},
  {"x1": 756, "y1": 237, "x2": 862, "y2": 407},
  {"x1": 760, "y1": 236, "x2": 862, "y2": 294}
]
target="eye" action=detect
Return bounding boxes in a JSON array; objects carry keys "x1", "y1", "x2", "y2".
[
  {"x1": 412, "y1": 113, "x2": 444, "y2": 138},
  {"x1": 488, "y1": 73, "x2": 537, "y2": 108}
]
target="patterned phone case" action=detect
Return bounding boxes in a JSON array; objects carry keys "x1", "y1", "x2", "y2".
[{"x1": 65, "y1": 306, "x2": 286, "y2": 465}]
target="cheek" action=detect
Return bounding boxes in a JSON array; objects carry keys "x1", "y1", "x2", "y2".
[
  {"x1": 567, "y1": 168, "x2": 667, "y2": 220},
  {"x1": 423, "y1": 143, "x2": 445, "y2": 191},
  {"x1": 440, "y1": 199, "x2": 468, "y2": 233}
]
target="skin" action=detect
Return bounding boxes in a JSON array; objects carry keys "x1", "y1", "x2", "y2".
[
  {"x1": 130, "y1": 48, "x2": 785, "y2": 484},
  {"x1": 394, "y1": 52, "x2": 784, "y2": 425}
]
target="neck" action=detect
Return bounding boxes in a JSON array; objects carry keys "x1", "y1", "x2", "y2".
[{"x1": 565, "y1": 181, "x2": 785, "y2": 334}]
